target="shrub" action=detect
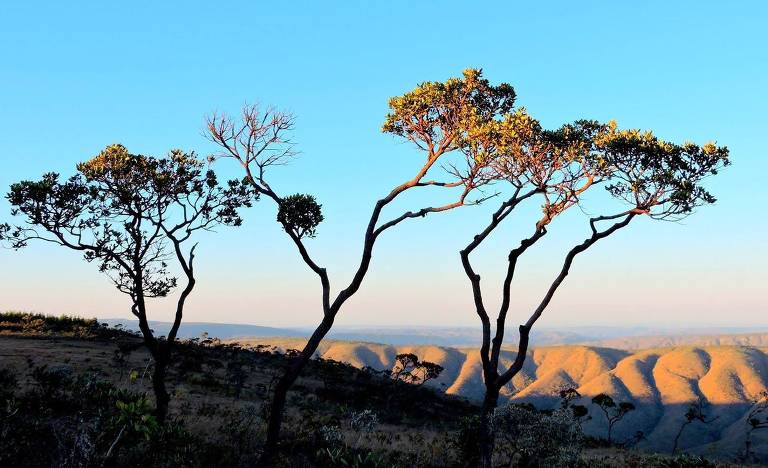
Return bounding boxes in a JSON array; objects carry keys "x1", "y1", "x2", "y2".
[
  {"x1": 452, "y1": 415, "x2": 482, "y2": 466},
  {"x1": 31, "y1": 364, "x2": 72, "y2": 399},
  {"x1": 0, "y1": 311, "x2": 134, "y2": 339},
  {"x1": 493, "y1": 403, "x2": 583, "y2": 466},
  {"x1": 0, "y1": 367, "x2": 17, "y2": 401}
]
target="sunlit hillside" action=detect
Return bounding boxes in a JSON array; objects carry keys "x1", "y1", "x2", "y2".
[
  {"x1": 234, "y1": 336, "x2": 768, "y2": 458},
  {"x1": 3, "y1": 314, "x2": 763, "y2": 467}
]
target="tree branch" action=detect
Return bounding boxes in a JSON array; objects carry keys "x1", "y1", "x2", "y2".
[
  {"x1": 496, "y1": 211, "x2": 637, "y2": 386},
  {"x1": 490, "y1": 226, "x2": 547, "y2": 369}
]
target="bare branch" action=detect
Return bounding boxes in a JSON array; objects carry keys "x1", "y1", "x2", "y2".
[{"x1": 496, "y1": 212, "x2": 637, "y2": 386}]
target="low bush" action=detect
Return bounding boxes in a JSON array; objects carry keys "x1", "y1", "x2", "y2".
[{"x1": 0, "y1": 311, "x2": 130, "y2": 339}]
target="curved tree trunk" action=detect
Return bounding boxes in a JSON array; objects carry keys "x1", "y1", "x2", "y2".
[
  {"x1": 259, "y1": 317, "x2": 333, "y2": 466},
  {"x1": 466, "y1": 213, "x2": 635, "y2": 464},
  {"x1": 672, "y1": 421, "x2": 689, "y2": 453}
]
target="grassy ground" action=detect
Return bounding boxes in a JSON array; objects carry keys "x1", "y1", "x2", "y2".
[{"x1": 0, "y1": 314, "x2": 477, "y2": 466}]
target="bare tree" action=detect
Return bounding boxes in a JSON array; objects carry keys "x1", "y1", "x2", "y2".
[
  {"x1": 455, "y1": 109, "x2": 729, "y2": 466},
  {"x1": 2, "y1": 145, "x2": 253, "y2": 422},
  {"x1": 672, "y1": 396, "x2": 718, "y2": 454},
  {"x1": 206, "y1": 69, "x2": 512, "y2": 464}
]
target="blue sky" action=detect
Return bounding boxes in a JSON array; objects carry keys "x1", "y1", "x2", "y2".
[{"x1": 0, "y1": 1, "x2": 765, "y2": 328}]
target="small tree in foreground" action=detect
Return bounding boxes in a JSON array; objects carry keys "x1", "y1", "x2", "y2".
[
  {"x1": 2, "y1": 145, "x2": 253, "y2": 421},
  {"x1": 207, "y1": 69, "x2": 511, "y2": 464},
  {"x1": 452, "y1": 92, "x2": 728, "y2": 466},
  {"x1": 591, "y1": 393, "x2": 636, "y2": 444}
]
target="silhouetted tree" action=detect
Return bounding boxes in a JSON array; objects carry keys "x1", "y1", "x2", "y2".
[
  {"x1": 416, "y1": 362, "x2": 444, "y2": 386},
  {"x1": 743, "y1": 390, "x2": 768, "y2": 463},
  {"x1": 672, "y1": 396, "x2": 718, "y2": 454},
  {"x1": 391, "y1": 353, "x2": 444, "y2": 386},
  {"x1": 591, "y1": 393, "x2": 635, "y2": 444},
  {"x1": 454, "y1": 99, "x2": 729, "y2": 466},
  {"x1": 2, "y1": 145, "x2": 253, "y2": 421},
  {"x1": 560, "y1": 387, "x2": 590, "y2": 429},
  {"x1": 559, "y1": 387, "x2": 581, "y2": 409},
  {"x1": 571, "y1": 405, "x2": 590, "y2": 430},
  {"x1": 206, "y1": 69, "x2": 509, "y2": 464}
]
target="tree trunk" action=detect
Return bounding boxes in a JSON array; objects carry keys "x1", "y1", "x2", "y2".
[
  {"x1": 151, "y1": 350, "x2": 170, "y2": 424},
  {"x1": 479, "y1": 386, "x2": 500, "y2": 468},
  {"x1": 258, "y1": 317, "x2": 333, "y2": 466},
  {"x1": 745, "y1": 431, "x2": 753, "y2": 462},
  {"x1": 672, "y1": 421, "x2": 688, "y2": 453}
]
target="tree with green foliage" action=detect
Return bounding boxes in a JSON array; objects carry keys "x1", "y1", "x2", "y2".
[
  {"x1": 206, "y1": 69, "x2": 511, "y2": 464},
  {"x1": 441, "y1": 74, "x2": 730, "y2": 466},
  {"x1": 106, "y1": 397, "x2": 160, "y2": 459},
  {"x1": 2, "y1": 145, "x2": 254, "y2": 422}
]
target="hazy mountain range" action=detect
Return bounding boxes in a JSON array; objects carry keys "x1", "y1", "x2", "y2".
[{"x1": 100, "y1": 319, "x2": 768, "y2": 348}]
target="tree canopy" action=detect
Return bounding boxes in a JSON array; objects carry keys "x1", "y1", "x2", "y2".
[{"x1": 2, "y1": 144, "x2": 255, "y2": 420}]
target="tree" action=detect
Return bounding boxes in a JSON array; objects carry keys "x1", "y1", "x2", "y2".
[
  {"x1": 591, "y1": 393, "x2": 636, "y2": 444},
  {"x1": 387, "y1": 353, "x2": 444, "y2": 408},
  {"x1": 672, "y1": 396, "x2": 717, "y2": 454},
  {"x1": 560, "y1": 387, "x2": 590, "y2": 429},
  {"x1": 391, "y1": 353, "x2": 444, "y2": 386},
  {"x1": 2, "y1": 145, "x2": 253, "y2": 422},
  {"x1": 454, "y1": 100, "x2": 728, "y2": 465},
  {"x1": 206, "y1": 69, "x2": 510, "y2": 464},
  {"x1": 559, "y1": 387, "x2": 581, "y2": 409},
  {"x1": 743, "y1": 390, "x2": 768, "y2": 462}
]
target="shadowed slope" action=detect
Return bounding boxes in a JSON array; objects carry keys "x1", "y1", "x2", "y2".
[{"x1": 233, "y1": 337, "x2": 768, "y2": 457}]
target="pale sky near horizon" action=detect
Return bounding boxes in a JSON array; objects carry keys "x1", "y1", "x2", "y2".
[{"x1": 0, "y1": 1, "x2": 765, "y2": 329}]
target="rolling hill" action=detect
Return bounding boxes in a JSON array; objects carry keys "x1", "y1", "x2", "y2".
[
  {"x1": 3, "y1": 313, "x2": 765, "y2": 465},
  {"x1": 232, "y1": 336, "x2": 768, "y2": 458}
]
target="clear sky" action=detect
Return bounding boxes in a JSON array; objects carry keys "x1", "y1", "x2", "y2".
[{"x1": 0, "y1": 1, "x2": 765, "y2": 329}]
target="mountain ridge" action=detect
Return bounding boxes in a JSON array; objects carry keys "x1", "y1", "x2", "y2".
[
  {"x1": 101, "y1": 318, "x2": 768, "y2": 349},
  {"x1": 230, "y1": 336, "x2": 768, "y2": 458}
]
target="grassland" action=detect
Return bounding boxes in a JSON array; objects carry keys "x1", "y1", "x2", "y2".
[{"x1": 0, "y1": 313, "x2": 756, "y2": 467}]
